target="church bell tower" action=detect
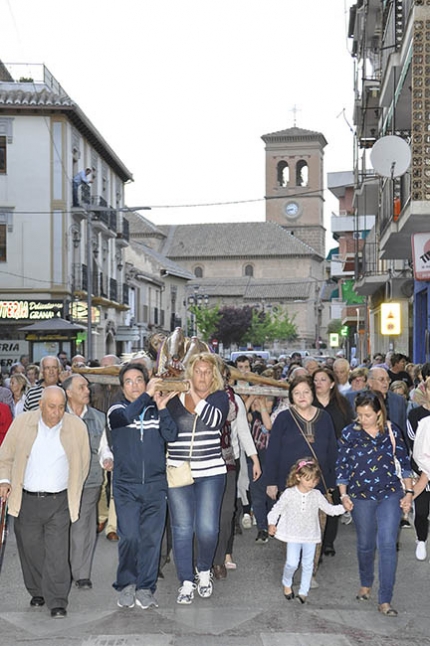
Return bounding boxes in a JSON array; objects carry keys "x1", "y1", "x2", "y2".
[{"x1": 262, "y1": 127, "x2": 327, "y2": 258}]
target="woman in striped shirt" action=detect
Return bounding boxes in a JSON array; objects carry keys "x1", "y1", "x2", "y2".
[{"x1": 167, "y1": 352, "x2": 229, "y2": 605}]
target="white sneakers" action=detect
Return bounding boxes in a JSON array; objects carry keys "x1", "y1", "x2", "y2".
[
  {"x1": 196, "y1": 569, "x2": 213, "y2": 598},
  {"x1": 416, "y1": 540, "x2": 427, "y2": 561},
  {"x1": 341, "y1": 511, "x2": 352, "y2": 525},
  {"x1": 242, "y1": 513, "x2": 252, "y2": 529},
  {"x1": 177, "y1": 580, "x2": 196, "y2": 604}
]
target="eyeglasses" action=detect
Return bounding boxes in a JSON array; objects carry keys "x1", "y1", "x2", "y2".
[
  {"x1": 123, "y1": 377, "x2": 145, "y2": 387},
  {"x1": 371, "y1": 377, "x2": 390, "y2": 384}
]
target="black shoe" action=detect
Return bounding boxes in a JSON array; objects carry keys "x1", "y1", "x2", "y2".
[
  {"x1": 284, "y1": 587, "x2": 294, "y2": 600},
  {"x1": 51, "y1": 607, "x2": 67, "y2": 618},
  {"x1": 30, "y1": 596, "x2": 45, "y2": 607},
  {"x1": 323, "y1": 545, "x2": 336, "y2": 556},
  {"x1": 75, "y1": 579, "x2": 92, "y2": 590},
  {"x1": 255, "y1": 530, "x2": 269, "y2": 544}
]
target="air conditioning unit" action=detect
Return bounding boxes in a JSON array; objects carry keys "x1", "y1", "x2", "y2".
[{"x1": 385, "y1": 278, "x2": 414, "y2": 300}]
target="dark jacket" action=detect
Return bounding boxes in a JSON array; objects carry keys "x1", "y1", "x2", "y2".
[
  {"x1": 265, "y1": 407, "x2": 338, "y2": 492},
  {"x1": 108, "y1": 392, "x2": 178, "y2": 486}
]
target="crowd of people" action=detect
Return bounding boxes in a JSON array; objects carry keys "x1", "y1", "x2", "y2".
[{"x1": 0, "y1": 346, "x2": 428, "y2": 618}]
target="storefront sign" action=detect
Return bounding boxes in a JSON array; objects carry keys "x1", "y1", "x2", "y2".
[
  {"x1": 0, "y1": 339, "x2": 29, "y2": 367},
  {"x1": 412, "y1": 233, "x2": 430, "y2": 281},
  {"x1": 381, "y1": 302, "x2": 401, "y2": 335},
  {"x1": 0, "y1": 300, "x2": 64, "y2": 321},
  {"x1": 70, "y1": 301, "x2": 100, "y2": 324}
]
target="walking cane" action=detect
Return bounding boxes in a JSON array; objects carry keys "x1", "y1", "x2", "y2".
[{"x1": 0, "y1": 497, "x2": 8, "y2": 576}]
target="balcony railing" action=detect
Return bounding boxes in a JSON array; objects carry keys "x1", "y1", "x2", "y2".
[
  {"x1": 109, "y1": 278, "x2": 117, "y2": 303},
  {"x1": 81, "y1": 263, "x2": 88, "y2": 292},
  {"x1": 90, "y1": 197, "x2": 117, "y2": 234},
  {"x1": 2, "y1": 63, "x2": 69, "y2": 96},
  {"x1": 358, "y1": 241, "x2": 385, "y2": 277},
  {"x1": 123, "y1": 283, "x2": 129, "y2": 306},
  {"x1": 379, "y1": 169, "x2": 411, "y2": 238}
]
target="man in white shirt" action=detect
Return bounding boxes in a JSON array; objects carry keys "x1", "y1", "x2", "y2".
[{"x1": 0, "y1": 386, "x2": 90, "y2": 618}]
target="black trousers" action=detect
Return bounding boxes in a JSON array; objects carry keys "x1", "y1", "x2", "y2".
[
  {"x1": 114, "y1": 481, "x2": 167, "y2": 593},
  {"x1": 14, "y1": 490, "x2": 71, "y2": 609},
  {"x1": 414, "y1": 489, "x2": 430, "y2": 541}
]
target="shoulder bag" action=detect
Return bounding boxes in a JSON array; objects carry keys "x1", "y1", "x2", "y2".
[
  {"x1": 166, "y1": 414, "x2": 197, "y2": 488},
  {"x1": 289, "y1": 407, "x2": 332, "y2": 503}
]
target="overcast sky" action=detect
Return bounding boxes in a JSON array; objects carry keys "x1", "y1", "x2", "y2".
[{"x1": 2, "y1": 0, "x2": 354, "y2": 248}]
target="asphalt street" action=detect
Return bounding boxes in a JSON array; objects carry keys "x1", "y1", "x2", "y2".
[{"x1": 0, "y1": 513, "x2": 429, "y2": 646}]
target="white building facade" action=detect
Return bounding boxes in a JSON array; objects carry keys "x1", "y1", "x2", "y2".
[{"x1": 0, "y1": 62, "x2": 134, "y2": 361}]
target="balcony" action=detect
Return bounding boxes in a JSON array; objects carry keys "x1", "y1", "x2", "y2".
[
  {"x1": 380, "y1": 4, "x2": 413, "y2": 111},
  {"x1": 356, "y1": 79, "x2": 380, "y2": 146},
  {"x1": 71, "y1": 183, "x2": 91, "y2": 220},
  {"x1": 109, "y1": 278, "x2": 118, "y2": 303},
  {"x1": 353, "y1": 169, "x2": 378, "y2": 218},
  {"x1": 354, "y1": 240, "x2": 389, "y2": 295},
  {"x1": 116, "y1": 216, "x2": 130, "y2": 247},
  {"x1": 123, "y1": 283, "x2": 129, "y2": 306},
  {"x1": 341, "y1": 304, "x2": 366, "y2": 327},
  {"x1": 90, "y1": 196, "x2": 117, "y2": 237},
  {"x1": 378, "y1": 172, "x2": 427, "y2": 260}
]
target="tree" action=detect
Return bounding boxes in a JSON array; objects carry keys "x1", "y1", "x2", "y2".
[
  {"x1": 215, "y1": 305, "x2": 253, "y2": 346},
  {"x1": 189, "y1": 304, "x2": 221, "y2": 342},
  {"x1": 327, "y1": 318, "x2": 343, "y2": 334},
  {"x1": 269, "y1": 309, "x2": 298, "y2": 343},
  {"x1": 242, "y1": 308, "x2": 298, "y2": 347}
]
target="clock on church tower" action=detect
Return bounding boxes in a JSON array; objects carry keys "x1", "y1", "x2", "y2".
[{"x1": 261, "y1": 126, "x2": 327, "y2": 258}]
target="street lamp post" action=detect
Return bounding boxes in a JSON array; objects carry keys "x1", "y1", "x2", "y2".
[{"x1": 187, "y1": 287, "x2": 209, "y2": 336}]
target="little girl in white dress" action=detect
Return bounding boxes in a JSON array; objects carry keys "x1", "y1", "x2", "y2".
[{"x1": 268, "y1": 457, "x2": 346, "y2": 603}]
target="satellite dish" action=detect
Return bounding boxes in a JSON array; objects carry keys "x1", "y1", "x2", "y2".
[{"x1": 370, "y1": 135, "x2": 411, "y2": 178}]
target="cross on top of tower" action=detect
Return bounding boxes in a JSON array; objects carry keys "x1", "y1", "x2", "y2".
[{"x1": 290, "y1": 104, "x2": 302, "y2": 127}]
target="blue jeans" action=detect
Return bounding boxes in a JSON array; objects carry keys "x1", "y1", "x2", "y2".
[
  {"x1": 168, "y1": 474, "x2": 226, "y2": 584},
  {"x1": 351, "y1": 493, "x2": 402, "y2": 604},
  {"x1": 282, "y1": 542, "x2": 316, "y2": 596}
]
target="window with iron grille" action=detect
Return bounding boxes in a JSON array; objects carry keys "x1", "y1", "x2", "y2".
[
  {"x1": 0, "y1": 137, "x2": 6, "y2": 174},
  {"x1": 0, "y1": 224, "x2": 6, "y2": 261},
  {"x1": 110, "y1": 278, "x2": 117, "y2": 302}
]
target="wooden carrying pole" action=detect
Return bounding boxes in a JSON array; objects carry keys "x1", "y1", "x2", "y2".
[{"x1": 72, "y1": 365, "x2": 290, "y2": 396}]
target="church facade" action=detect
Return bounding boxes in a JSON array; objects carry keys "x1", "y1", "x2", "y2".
[{"x1": 129, "y1": 127, "x2": 329, "y2": 350}]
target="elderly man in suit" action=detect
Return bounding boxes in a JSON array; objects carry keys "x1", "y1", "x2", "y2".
[
  {"x1": 0, "y1": 386, "x2": 90, "y2": 618},
  {"x1": 62, "y1": 374, "x2": 105, "y2": 590}
]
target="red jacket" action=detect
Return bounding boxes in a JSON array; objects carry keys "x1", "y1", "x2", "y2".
[{"x1": 0, "y1": 403, "x2": 13, "y2": 446}]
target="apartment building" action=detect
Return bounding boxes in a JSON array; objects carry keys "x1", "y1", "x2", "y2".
[
  {"x1": 0, "y1": 61, "x2": 189, "y2": 362},
  {"x1": 347, "y1": 0, "x2": 421, "y2": 359}
]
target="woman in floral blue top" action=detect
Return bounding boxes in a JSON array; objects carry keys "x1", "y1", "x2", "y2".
[{"x1": 336, "y1": 391, "x2": 413, "y2": 618}]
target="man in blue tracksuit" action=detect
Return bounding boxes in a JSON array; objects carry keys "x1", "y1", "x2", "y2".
[{"x1": 106, "y1": 362, "x2": 178, "y2": 610}]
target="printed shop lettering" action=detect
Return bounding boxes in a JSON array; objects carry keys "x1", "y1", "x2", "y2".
[{"x1": 0, "y1": 301, "x2": 64, "y2": 320}]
